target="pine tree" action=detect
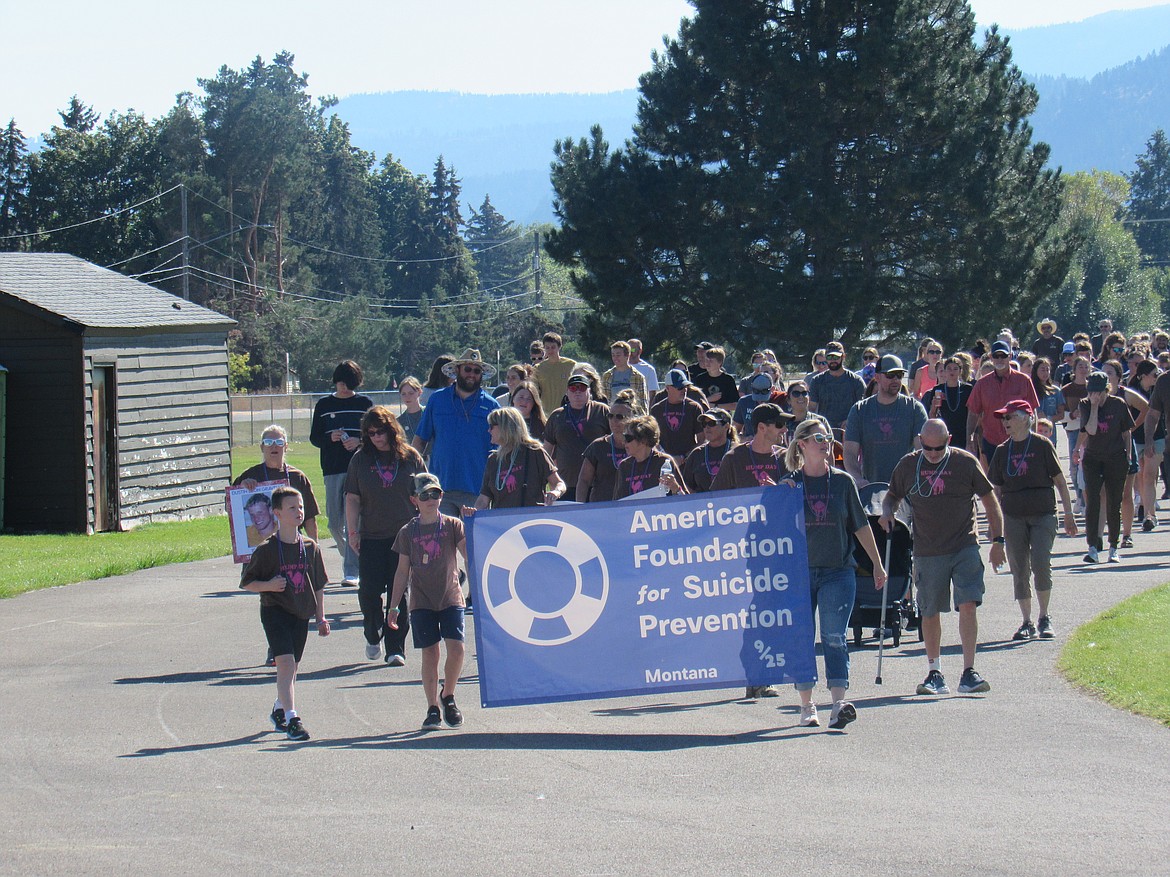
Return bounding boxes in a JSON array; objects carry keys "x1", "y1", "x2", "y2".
[
  {"x1": 548, "y1": 0, "x2": 1072, "y2": 357},
  {"x1": 0, "y1": 119, "x2": 29, "y2": 244},
  {"x1": 1128, "y1": 128, "x2": 1170, "y2": 267},
  {"x1": 465, "y1": 195, "x2": 528, "y2": 294}
]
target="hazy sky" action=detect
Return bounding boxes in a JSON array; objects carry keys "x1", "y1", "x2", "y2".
[{"x1": 2, "y1": 0, "x2": 1167, "y2": 136}]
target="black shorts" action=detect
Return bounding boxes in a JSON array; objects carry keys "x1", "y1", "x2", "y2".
[{"x1": 260, "y1": 604, "x2": 310, "y2": 661}]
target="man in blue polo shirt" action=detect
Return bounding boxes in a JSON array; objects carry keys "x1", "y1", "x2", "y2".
[{"x1": 412, "y1": 348, "x2": 501, "y2": 516}]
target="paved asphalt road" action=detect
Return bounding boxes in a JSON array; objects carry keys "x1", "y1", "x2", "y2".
[{"x1": 1, "y1": 520, "x2": 1166, "y2": 876}]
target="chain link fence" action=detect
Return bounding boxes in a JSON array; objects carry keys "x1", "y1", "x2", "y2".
[{"x1": 230, "y1": 391, "x2": 406, "y2": 447}]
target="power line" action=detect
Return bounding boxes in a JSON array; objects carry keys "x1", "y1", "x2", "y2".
[{"x1": 0, "y1": 185, "x2": 182, "y2": 241}]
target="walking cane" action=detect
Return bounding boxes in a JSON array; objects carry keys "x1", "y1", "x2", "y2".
[{"x1": 875, "y1": 526, "x2": 894, "y2": 685}]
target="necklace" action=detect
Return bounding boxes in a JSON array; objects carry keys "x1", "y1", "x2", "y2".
[
  {"x1": 413, "y1": 515, "x2": 444, "y2": 567},
  {"x1": 1004, "y1": 432, "x2": 1033, "y2": 478},
  {"x1": 373, "y1": 453, "x2": 399, "y2": 487},
  {"x1": 910, "y1": 448, "x2": 951, "y2": 497},
  {"x1": 748, "y1": 444, "x2": 776, "y2": 482},
  {"x1": 454, "y1": 390, "x2": 477, "y2": 421},
  {"x1": 276, "y1": 533, "x2": 306, "y2": 573},
  {"x1": 703, "y1": 441, "x2": 728, "y2": 476},
  {"x1": 942, "y1": 383, "x2": 962, "y2": 413},
  {"x1": 262, "y1": 462, "x2": 288, "y2": 483},
  {"x1": 565, "y1": 403, "x2": 587, "y2": 438},
  {"x1": 607, "y1": 436, "x2": 628, "y2": 471},
  {"x1": 495, "y1": 448, "x2": 523, "y2": 493}
]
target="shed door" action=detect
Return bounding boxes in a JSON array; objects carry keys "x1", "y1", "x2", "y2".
[{"x1": 92, "y1": 366, "x2": 119, "y2": 531}]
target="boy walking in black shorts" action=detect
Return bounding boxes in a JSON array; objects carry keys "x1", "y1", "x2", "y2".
[
  {"x1": 240, "y1": 486, "x2": 330, "y2": 740},
  {"x1": 388, "y1": 473, "x2": 468, "y2": 730}
]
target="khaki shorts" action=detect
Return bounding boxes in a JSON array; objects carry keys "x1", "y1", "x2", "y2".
[{"x1": 914, "y1": 544, "x2": 985, "y2": 616}]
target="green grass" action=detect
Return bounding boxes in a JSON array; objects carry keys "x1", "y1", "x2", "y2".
[
  {"x1": 0, "y1": 446, "x2": 333, "y2": 599},
  {"x1": 1059, "y1": 583, "x2": 1170, "y2": 727}
]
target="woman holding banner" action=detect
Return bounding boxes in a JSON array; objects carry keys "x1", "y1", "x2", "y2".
[
  {"x1": 472, "y1": 407, "x2": 565, "y2": 509},
  {"x1": 613, "y1": 415, "x2": 672, "y2": 499},
  {"x1": 783, "y1": 418, "x2": 887, "y2": 730}
]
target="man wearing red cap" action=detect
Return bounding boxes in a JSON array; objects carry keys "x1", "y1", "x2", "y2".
[
  {"x1": 967, "y1": 340, "x2": 1039, "y2": 466},
  {"x1": 987, "y1": 400, "x2": 1078, "y2": 641}
]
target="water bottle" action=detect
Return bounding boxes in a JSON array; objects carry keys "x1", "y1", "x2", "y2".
[{"x1": 661, "y1": 456, "x2": 674, "y2": 493}]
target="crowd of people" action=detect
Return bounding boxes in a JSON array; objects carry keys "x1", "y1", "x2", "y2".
[{"x1": 236, "y1": 317, "x2": 1170, "y2": 738}]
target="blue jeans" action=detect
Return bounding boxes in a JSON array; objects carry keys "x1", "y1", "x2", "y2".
[
  {"x1": 795, "y1": 566, "x2": 857, "y2": 692},
  {"x1": 324, "y1": 472, "x2": 359, "y2": 580}
]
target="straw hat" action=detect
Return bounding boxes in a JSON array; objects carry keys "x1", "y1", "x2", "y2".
[
  {"x1": 441, "y1": 348, "x2": 496, "y2": 380},
  {"x1": 1036, "y1": 317, "x2": 1057, "y2": 334}
]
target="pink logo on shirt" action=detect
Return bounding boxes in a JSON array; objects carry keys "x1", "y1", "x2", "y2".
[
  {"x1": 281, "y1": 563, "x2": 306, "y2": 594},
  {"x1": 665, "y1": 413, "x2": 682, "y2": 431}
]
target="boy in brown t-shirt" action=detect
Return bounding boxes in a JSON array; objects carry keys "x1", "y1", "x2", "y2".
[
  {"x1": 388, "y1": 473, "x2": 468, "y2": 730},
  {"x1": 239, "y1": 486, "x2": 330, "y2": 741}
]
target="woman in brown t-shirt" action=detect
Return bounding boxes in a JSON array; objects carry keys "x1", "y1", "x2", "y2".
[{"x1": 474, "y1": 407, "x2": 564, "y2": 510}]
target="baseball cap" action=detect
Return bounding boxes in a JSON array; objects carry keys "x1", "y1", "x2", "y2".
[
  {"x1": 994, "y1": 399, "x2": 1034, "y2": 418},
  {"x1": 413, "y1": 472, "x2": 442, "y2": 495},
  {"x1": 749, "y1": 373, "x2": 773, "y2": 393},
  {"x1": 1087, "y1": 371, "x2": 1109, "y2": 393},
  {"x1": 566, "y1": 374, "x2": 590, "y2": 388},
  {"x1": 1062, "y1": 342, "x2": 1076, "y2": 354},
  {"x1": 667, "y1": 368, "x2": 692, "y2": 389},
  {"x1": 749, "y1": 402, "x2": 794, "y2": 426},
  {"x1": 698, "y1": 408, "x2": 731, "y2": 426},
  {"x1": 878, "y1": 354, "x2": 905, "y2": 376},
  {"x1": 991, "y1": 340, "x2": 1012, "y2": 355}
]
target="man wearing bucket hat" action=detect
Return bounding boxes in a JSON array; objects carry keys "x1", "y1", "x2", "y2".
[
  {"x1": 1031, "y1": 318, "x2": 1064, "y2": 365},
  {"x1": 412, "y1": 349, "x2": 501, "y2": 517}
]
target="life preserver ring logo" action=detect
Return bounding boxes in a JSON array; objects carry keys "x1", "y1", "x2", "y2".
[{"x1": 479, "y1": 519, "x2": 609, "y2": 646}]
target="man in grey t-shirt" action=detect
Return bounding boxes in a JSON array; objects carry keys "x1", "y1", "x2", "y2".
[
  {"x1": 808, "y1": 342, "x2": 866, "y2": 430},
  {"x1": 844, "y1": 355, "x2": 928, "y2": 486}
]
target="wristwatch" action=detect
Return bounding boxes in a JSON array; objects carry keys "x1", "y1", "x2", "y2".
[{"x1": 992, "y1": 536, "x2": 1006, "y2": 545}]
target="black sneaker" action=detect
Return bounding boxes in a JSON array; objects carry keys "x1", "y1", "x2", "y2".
[
  {"x1": 829, "y1": 701, "x2": 857, "y2": 730},
  {"x1": 265, "y1": 648, "x2": 276, "y2": 667},
  {"x1": 1037, "y1": 615, "x2": 1055, "y2": 639},
  {"x1": 1012, "y1": 620, "x2": 1036, "y2": 641},
  {"x1": 441, "y1": 693, "x2": 463, "y2": 728},
  {"x1": 422, "y1": 706, "x2": 442, "y2": 730},
  {"x1": 958, "y1": 667, "x2": 990, "y2": 694},
  {"x1": 1143, "y1": 518, "x2": 1157, "y2": 532},
  {"x1": 285, "y1": 716, "x2": 310, "y2": 741},
  {"x1": 916, "y1": 669, "x2": 950, "y2": 696},
  {"x1": 269, "y1": 707, "x2": 288, "y2": 732}
]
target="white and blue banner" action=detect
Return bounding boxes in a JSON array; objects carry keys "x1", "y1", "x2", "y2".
[{"x1": 467, "y1": 486, "x2": 816, "y2": 707}]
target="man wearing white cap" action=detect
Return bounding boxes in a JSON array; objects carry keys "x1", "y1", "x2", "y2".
[{"x1": 413, "y1": 349, "x2": 501, "y2": 516}]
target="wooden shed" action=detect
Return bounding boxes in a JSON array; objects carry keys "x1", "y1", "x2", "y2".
[{"x1": 0, "y1": 253, "x2": 236, "y2": 533}]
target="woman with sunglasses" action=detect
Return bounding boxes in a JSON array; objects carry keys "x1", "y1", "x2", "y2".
[
  {"x1": 472, "y1": 408, "x2": 565, "y2": 510},
  {"x1": 805, "y1": 349, "x2": 829, "y2": 383},
  {"x1": 781, "y1": 380, "x2": 816, "y2": 443},
  {"x1": 508, "y1": 380, "x2": 548, "y2": 441},
  {"x1": 613, "y1": 415, "x2": 672, "y2": 499},
  {"x1": 859, "y1": 347, "x2": 880, "y2": 385},
  {"x1": 578, "y1": 390, "x2": 641, "y2": 502},
  {"x1": 669, "y1": 407, "x2": 738, "y2": 495},
  {"x1": 911, "y1": 339, "x2": 943, "y2": 400},
  {"x1": 344, "y1": 406, "x2": 427, "y2": 665},
  {"x1": 1096, "y1": 331, "x2": 1128, "y2": 374},
  {"x1": 233, "y1": 424, "x2": 320, "y2": 541},
  {"x1": 545, "y1": 374, "x2": 611, "y2": 501},
  {"x1": 781, "y1": 418, "x2": 886, "y2": 728}
]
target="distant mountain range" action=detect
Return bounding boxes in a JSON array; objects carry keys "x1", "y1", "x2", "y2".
[{"x1": 334, "y1": 5, "x2": 1170, "y2": 224}]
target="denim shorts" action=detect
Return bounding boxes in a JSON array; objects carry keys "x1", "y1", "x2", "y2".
[
  {"x1": 914, "y1": 544, "x2": 985, "y2": 615},
  {"x1": 410, "y1": 606, "x2": 466, "y2": 649},
  {"x1": 1136, "y1": 437, "x2": 1167, "y2": 456}
]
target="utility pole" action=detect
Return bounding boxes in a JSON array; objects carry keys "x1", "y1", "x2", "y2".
[
  {"x1": 180, "y1": 184, "x2": 190, "y2": 300},
  {"x1": 533, "y1": 230, "x2": 542, "y2": 309}
]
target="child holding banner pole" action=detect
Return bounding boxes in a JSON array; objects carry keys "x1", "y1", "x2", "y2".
[
  {"x1": 388, "y1": 473, "x2": 469, "y2": 730},
  {"x1": 782, "y1": 418, "x2": 887, "y2": 730}
]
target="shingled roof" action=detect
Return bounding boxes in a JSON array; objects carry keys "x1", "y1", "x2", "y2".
[{"x1": 0, "y1": 252, "x2": 235, "y2": 331}]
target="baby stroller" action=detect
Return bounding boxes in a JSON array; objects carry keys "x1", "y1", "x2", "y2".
[{"x1": 849, "y1": 482, "x2": 919, "y2": 648}]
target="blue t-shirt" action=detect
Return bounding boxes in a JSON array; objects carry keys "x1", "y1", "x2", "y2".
[{"x1": 415, "y1": 387, "x2": 501, "y2": 494}]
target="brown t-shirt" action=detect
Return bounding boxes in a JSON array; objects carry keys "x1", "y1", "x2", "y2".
[
  {"x1": 614, "y1": 450, "x2": 671, "y2": 499},
  {"x1": 651, "y1": 397, "x2": 706, "y2": 457},
  {"x1": 392, "y1": 514, "x2": 466, "y2": 612},
  {"x1": 681, "y1": 441, "x2": 732, "y2": 493},
  {"x1": 988, "y1": 432, "x2": 1063, "y2": 518},
  {"x1": 480, "y1": 445, "x2": 557, "y2": 508},
  {"x1": 234, "y1": 464, "x2": 321, "y2": 521},
  {"x1": 1078, "y1": 395, "x2": 1135, "y2": 460},
  {"x1": 545, "y1": 400, "x2": 611, "y2": 487},
  {"x1": 888, "y1": 447, "x2": 993, "y2": 557},
  {"x1": 709, "y1": 442, "x2": 787, "y2": 491},
  {"x1": 1147, "y1": 371, "x2": 1170, "y2": 420},
  {"x1": 344, "y1": 448, "x2": 427, "y2": 539},
  {"x1": 581, "y1": 435, "x2": 628, "y2": 503},
  {"x1": 239, "y1": 535, "x2": 327, "y2": 619}
]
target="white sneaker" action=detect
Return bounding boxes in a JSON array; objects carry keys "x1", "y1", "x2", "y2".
[
  {"x1": 1084, "y1": 546, "x2": 1099, "y2": 564},
  {"x1": 1108, "y1": 547, "x2": 1121, "y2": 563},
  {"x1": 800, "y1": 704, "x2": 820, "y2": 727},
  {"x1": 364, "y1": 642, "x2": 381, "y2": 660}
]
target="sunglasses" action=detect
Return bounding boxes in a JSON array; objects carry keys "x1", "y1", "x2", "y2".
[
  {"x1": 418, "y1": 489, "x2": 443, "y2": 501},
  {"x1": 804, "y1": 434, "x2": 831, "y2": 444},
  {"x1": 1112, "y1": 347, "x2": 1124, "y2": 353},
  {"x1": 366, "y1": 427, "x2": 389, "y2": 437},
  {"x1": 921, "y1": 442, "x2": 948, "y2": 452},
  {"x1": 608, "y1": 412, "x2": 628, "y2": 421},
  {"x1": 461, "y1": 366, "x2": 484, "y2": 375},
  {"x1": 991, "y1": 352, "x2": 1010, "y2": 359},
  {"x1": 927, "y1": 349, "x2": 942, "y2": 355},
  {"x1": 789, "y1": 390, "x2": 809, "y2": 397},
  {"x1": 261, "y1": 437, "x2": 286, "y2": 447},
  {"x1": 567, "y1": 384, "x2": 589, "y2": 392},
  {"x1": 814, "y1": 360, "x2": 828, "y2": 367},
  {"x1": 863, "y1": 355, "x2": 877, "y2": 361}
]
